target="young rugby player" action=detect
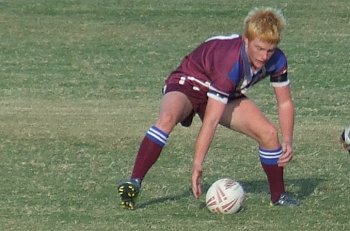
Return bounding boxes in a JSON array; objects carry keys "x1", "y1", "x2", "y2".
[{"x1": 118, "y1": 7, "x2": 299, "y2": 209}]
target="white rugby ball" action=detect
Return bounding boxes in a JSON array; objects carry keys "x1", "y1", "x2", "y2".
[{"x1": 206, "y1": 178, "x2": 244, "y2": 214}]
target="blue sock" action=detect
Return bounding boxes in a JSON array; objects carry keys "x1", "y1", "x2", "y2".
[
  {"x1": 259, "y1": 146, "x2": 282, "y2": 165},
  {"x1": 146, "y1": 125, "x2": 169, "y2": 147}
]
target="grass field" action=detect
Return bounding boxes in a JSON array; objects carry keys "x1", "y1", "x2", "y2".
[{"x1": 0, "y1": 0, "x2": 350, "y2": 230}]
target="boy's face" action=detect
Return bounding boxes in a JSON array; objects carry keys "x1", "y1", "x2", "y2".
[{"x1": 244, "y1": 36, "x2": 277, "y2": 70}]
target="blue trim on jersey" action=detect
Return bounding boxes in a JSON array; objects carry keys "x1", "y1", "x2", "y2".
[
  {"x1": 227, "y1": 47, "x2": 288, "y2": 91},
  {"x1": 241, "y1": 44, "x2": 252, "y2": 82},
  {"x1": 227, "y1": 44, "x2": 248, "y2": 86},
  {"x1": 265, "y1": 49, "x2": 287, "y2": 73},
  {"x1": 259, "y1": 146, "x2": 283, "y2": 165},
  {"x1": 228, "y1": 61, "x2": 241, "y2": 85},
  {"x1": 146, "y1": 126, "x2": 169, "y2": 147}
]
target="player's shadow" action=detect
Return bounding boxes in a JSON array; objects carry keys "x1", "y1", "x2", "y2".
[
  {"x1": 137, "y1": 189, "x2": 192, "y2": 209},
  {"x1": 233, "y1": 177, "x2": 325, "y2": 201},
  {"x1": 136, "y1": 177, "x2": 324, "y2": 209}
]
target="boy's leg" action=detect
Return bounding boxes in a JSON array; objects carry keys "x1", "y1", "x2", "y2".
[
  {"x1": 118, "y1": 126, "x2": 168, "y2": 210},
  {"x1": 118, "y1": 91, "x2": 193, "y2": 209},
  {"x1": 220, "y1": 97, "x2": 298, "y2": 206}
]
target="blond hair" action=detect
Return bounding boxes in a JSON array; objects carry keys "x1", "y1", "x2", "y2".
[{"x1": 243, "y1": 7, "x2": 286, "y2": 44}]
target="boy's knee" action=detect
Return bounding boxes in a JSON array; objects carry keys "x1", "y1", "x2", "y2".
[{"x1": 259, "y1": 125, "x2": 279, "y2": 147}]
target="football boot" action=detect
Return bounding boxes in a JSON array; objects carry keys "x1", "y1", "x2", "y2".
[
  {"x1": 271, "y1": 192, "x2": 299, "y2": 207},
  {"x1": 117, "y1": 178, "x2": 141, "y2": 210}
]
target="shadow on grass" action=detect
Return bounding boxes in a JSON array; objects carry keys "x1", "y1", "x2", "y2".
[
  {"x1": 137, "y1": 188, "x2": 193, "y2": 209},
  {"x1": 136, "y1": 177, "x2": 325, "y2": 209},
  {"x1": 203, "y1": 178, "x2": 325, "y2": 200}
]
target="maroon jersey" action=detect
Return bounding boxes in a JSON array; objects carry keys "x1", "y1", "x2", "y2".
[{"x1": 166, "y1": 34, "x2": 289, "y2": 104}]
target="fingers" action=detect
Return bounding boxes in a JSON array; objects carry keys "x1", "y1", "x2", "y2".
[
  {"x1": 191, "y1": 166, "x2": 203, "y2": 199},
  {"x1": 278, "y1": 143, "x2": 293, "y2": 167},
  {"x1": 277, "y1": 154, "x2": 289, "y2": 167},
  {"x1": 191, "y1": 181, "x2": 202, "y2": 199},
  {"x1": 278, "y1": 157, "x2": 289, "y2": 167}
]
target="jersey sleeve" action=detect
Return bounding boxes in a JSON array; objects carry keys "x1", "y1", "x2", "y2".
[
  {"x1": 268, "y1": 49, "x2": 290, "y2": 87},
  {"x1": 207, "y1": 88, "x2": 230, "y2": 104}
]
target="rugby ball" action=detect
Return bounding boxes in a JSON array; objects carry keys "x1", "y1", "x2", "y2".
[{"x1": 206, "y1": 178, "x2": 244, "y2": 214}]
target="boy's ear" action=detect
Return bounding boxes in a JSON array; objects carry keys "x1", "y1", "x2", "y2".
[{"x1": 242, "y1": 36, "x2": 249, "y2": 47}]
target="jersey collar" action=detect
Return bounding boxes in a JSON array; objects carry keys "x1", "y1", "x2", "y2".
[{"x1": 241, "y1": 44, "x2": 252, "y2": 83}]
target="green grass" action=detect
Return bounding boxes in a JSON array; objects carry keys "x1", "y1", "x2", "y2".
[{"x1": 0, "y1": 0, "x2": 350, "y2": 230}]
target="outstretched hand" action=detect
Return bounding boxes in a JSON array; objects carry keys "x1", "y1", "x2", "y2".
[{"x1": 191, "y1": 164, "x2": 203, "y2": 199}]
